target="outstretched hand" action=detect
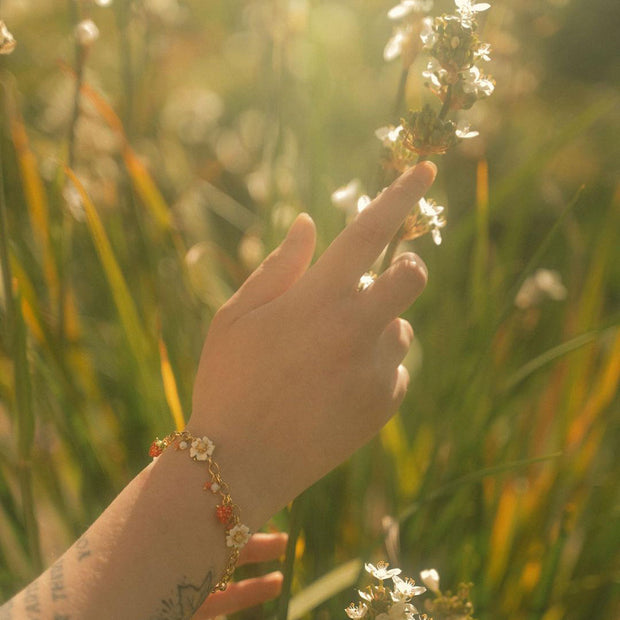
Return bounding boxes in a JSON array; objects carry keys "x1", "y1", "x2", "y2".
[
  {"x1": 193, "y1": 533, "x2": 287, "y2": 619},
  {"x1": 189, "y1": 162, "x2": 437, "y2": 528}
]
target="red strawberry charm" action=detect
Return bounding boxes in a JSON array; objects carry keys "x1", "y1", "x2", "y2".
[
  {"x1": 216, "y1": 504, "x2": 233, "y2": 524},
  {"x1": 149, "y1": 441, "x2": 163, "y2": 458}
]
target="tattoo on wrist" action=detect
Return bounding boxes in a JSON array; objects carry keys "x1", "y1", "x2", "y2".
[
  {"x1": 23, "y1": 580, "x2": 40, "y2": 619},
  {"x1": 149, "y1": 570, "x2": 214, "y2": 620},
  {"x1": 75, "y1": 536, "x2": 91, "y2": 562}
]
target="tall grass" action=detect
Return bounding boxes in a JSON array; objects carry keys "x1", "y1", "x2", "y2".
[{"x1": 0, "y1": 1, "x2": 618, "y2": 618}]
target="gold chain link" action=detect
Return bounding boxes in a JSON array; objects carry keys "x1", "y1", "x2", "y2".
[{"x1": 150, "y1": 430, "x2": 248, "y2": 592}]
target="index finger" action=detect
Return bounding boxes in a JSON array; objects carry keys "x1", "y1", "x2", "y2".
[{"x1": 314, "y1": 161, "x2": 436, "y2": 291}]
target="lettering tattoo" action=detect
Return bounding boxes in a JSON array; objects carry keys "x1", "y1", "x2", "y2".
[
  {"x1": 24, "y1": 580, "x2": 40, "y2": 619},
  {"x1": 149, "y1": 570, "x2": 213, "y2": 620},
  {"x1": 50, "y1": 559, "x2": 67, "y2": 602},
  {"x1": 75, "y1": 536, "x2": 91, "y2": 562}
]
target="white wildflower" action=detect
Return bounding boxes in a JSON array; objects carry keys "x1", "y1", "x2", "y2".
[
  {"x1": 376, "y1": 601, "x2": 418, "y2": 620},
  {"x1": 384, "y1": 24, "x2": 413, "y2": 62},
  {"x1": 365, "y1": 561, "x2": 402, "y2": 581},
  {"x1": 420, "y1": 568, "x2": 441, "y2": 593},
  {"x1": 515, "y1": 269, "x2": 567, "y2": 309},
  {"x1": 0, "y1": 21, "x2": 17, "y2": 54},
  {"x1": 455, "y1": 0, "x2": 490, "y2": 28},
  {"x1": 375, "y1": 124, "x2": 403, "y2": 146},
  {"x1": 460, "y1": 65, "x2": 495, "y2": 98},
  {"x1": 455, "y1": 120, "x2": 479, "y2": 139},
  {"x1": 95, "y1": 0, "x2": 113, "y2": 6},
  {"x1": 388, "y1": 0, "x2": 434, "y2": 21},
  {"x1": 420, "y1": 16, "x2": 436, "y2": 48},
  {"x1": 331, "y1": 179, "x2": 371, "y2": 216},
  {"x1": 422, "y1": 58, "x2": 447, "y2": 91},
  {"x1": 358, "y1": 589, "x2": 373, "y2": 603},
  {"x1": 475, "y1": 42, "x2": 492, "y2": 62},
  {"x1": 345, "y1": 603, "x2": 368, "y2": 619},
  {"x1": 391, "y1": 575, "x2": 426, "y2": 601},
  {"x1": 75, "y1": 19, "x2": 99, "y2": 47},
  {"x1": 419, "y1": 197, "x2": 446, "y2": 245}
]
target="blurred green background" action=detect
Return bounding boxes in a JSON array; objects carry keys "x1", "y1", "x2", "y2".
[{"x1": 0, "y1": 0, "x2": 618, "y2": 618}]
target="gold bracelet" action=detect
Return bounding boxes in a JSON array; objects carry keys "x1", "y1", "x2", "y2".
[{"x1": 149, "y1": 430, "x2": 250, "y2": 592}]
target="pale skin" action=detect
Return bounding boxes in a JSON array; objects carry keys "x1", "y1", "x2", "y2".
[{"x1": 0, "y1": 161, "x2": 436, "y2": 619}]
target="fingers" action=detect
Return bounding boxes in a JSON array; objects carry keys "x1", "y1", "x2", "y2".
[
  {"x1": 238, "y1": 532, "x2": 288, "y2": 566},
  {"x1": 361, "y1": 252, "x2": 427, "y2": 330},
  {"x1": 377, "y1": 317, "x2": 414, "y2": 368},
  {"x1": 193, "y1": 571, "x2": 283, "y2": 619},
  {"x1": 314, "y1": 161, "x2": 436, "y2": 292},
  {"x1": 223, "y1": 213, "x2": 316, "y2": 320}
]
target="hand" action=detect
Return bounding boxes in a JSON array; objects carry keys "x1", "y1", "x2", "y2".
[
  {"x1": 193, "y1": 533, "x2": 287, "y2": 619},
  {"x1": 189, "y1": 162, "x2": 436, "y2": 527}
]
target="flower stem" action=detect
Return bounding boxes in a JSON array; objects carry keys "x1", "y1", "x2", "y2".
[
  {"x1": 379, "y1": 153, "x2": 425, "y2": 273},
  {"x1": 380, "y1": 224, "x2": 406, "y2": 273},
  {"x1": 392, "y1": 66, "x2": 410, "y2": 119},
  {"x1": 438, "y1": 83, "x2": 453, "y2": 121}
]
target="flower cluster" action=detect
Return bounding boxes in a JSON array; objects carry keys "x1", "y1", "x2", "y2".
[
  {"x1": 384, "y1": 1, "x2": 434, "y2": 67},
  {"x1": 402, "y1": 0, "x2": 494, "y2": 156},
  {"x1": 345, "y1": 562, "x2": 426, "y2": 619},
  {"x1": 346, "y1": 565, "x2": 477, "y2": 620}
]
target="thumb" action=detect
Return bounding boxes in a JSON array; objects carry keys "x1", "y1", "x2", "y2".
[{"x1": 224, "y1": 213, "x2": 316, "y2": 318}]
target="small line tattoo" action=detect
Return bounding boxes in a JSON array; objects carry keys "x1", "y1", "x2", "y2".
[
  {"x1": 149, "y1": 570, "x2": 214, "y2": 620},
  {"x1": 75, "y1": 536, "x2": 91, "y2": 562}
]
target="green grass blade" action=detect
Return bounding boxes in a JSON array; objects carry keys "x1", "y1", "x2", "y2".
[
  {"x1": 501, "y1": 326, "x2": 618, "y2": 394},
  {"x1": 287, "y1": 558, "x2": 363, "y2": 620},
  {"x1": 64, "y1": 166, "x2": 150, "y2": 363}
]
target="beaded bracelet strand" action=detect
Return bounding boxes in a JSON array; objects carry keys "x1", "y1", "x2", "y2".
[{"x1": 149, "y1": 430, "x2": 250, "y2": 592}]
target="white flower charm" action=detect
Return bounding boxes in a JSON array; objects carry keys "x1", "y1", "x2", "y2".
[
  {"x1": 345, "y1": 602, "x2": 369, "y2": 618},
  {"x1": 391, "y1": 575, "x2": 427, "y2": 601},
  {"x1": 455, "y1": 0, "x2": 490, "y2": 28},
  {"x1": 365, "y1": 561, "x2": 402, "y2": 581},
  {"x1": 420, "y1": 568, "x2": 441, "y2": 593},
  {"x1": 189, "y1": 436, "x2": 215, "y2": 461},
  {"x1": 226, "y1": 524, "x2": 251, "y2": 549}
]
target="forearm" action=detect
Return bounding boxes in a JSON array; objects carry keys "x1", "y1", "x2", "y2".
[{"x1": 2, "y1": 442, "x2": 266, "y2": 620}]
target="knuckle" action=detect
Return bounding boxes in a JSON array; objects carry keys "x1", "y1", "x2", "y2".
[
  {"x1": 353, "y1": 213, "x2": 389, "y2": 249},
  {"x1": 392, "y1": 257, "x2": 424, "y2": 283}
]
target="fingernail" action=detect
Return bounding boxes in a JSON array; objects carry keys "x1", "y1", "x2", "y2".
[
  {"x1": 417, "y1": 160, "x2": 437, "y2": 182},
  {"x1": 412, "y1": 253, "x2": 428, "y2": 279}
]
